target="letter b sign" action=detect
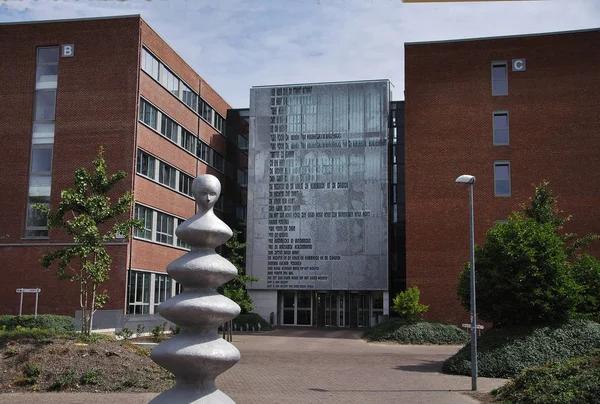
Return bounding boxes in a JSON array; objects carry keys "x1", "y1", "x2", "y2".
[{"x1": 61, "y1": 44, "x2": 75, "y2": 58}]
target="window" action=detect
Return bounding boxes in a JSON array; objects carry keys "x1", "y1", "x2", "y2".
[
  {"x1": 34, "y1": 91, "x2": 57, "y2": 121},
  {"x1": 493, "y1": 111, "x2": 509, "y2": 145},
  {"x1": 127, "y1": 270, "x2": 150, "y2": 315},
  {"x1": 134, "y1": 205, "x2": 153, "y2": 240},
  {"x1": 492, "y1": 61, "x2": 508, "y2": 96},
  {"x1": 36, "y1": 47, "x2": 58, "y2": 89},
  {"x1": 201, "y1": 101, "x2": 212, "y2": 123},
  {"x1": 214, "y1": 113, "x2": 225, "y2": 134},
  {"x1": 212, "y1": 152, "x2": 224, "y2": 172},
  {"x1": 136, "y1": 150, "x2": 156, "y2": 179},
  {"x1": 494, "y1": 161, "x2": 511, "y2": 197},
  {"x1": 176, "y1": 218, "x2": 190, "y2": 249},
  {"x1": 180, "y1": 129, "x2": 196, "y2": 154},
  {"x1": 139, "y1": 100, "x2": 158, "y2": 129},
  {"x1": 237, "y1": 169, "x2": 248, "y2": 187},
  {"x1": 156, "y1": 212, "x2": 174, "y2": 244},
  {"x1": 197, "y1": 141, "x2": 209, "y2": 162},
  {"x1": 158, "y1": 161, "x2": 176, "y2": 189},
  {"x1": 141, "y1": 48, "x2": 159, "y2": 81},
  {"x1": 154, "y1": 273, "x2": 172, "y2": 309},
  {"x1": 181, "y1": 83, "x2": 198, "y2": 112},
  {"x1": 179, "y1": 172, "x2": 193, "y2": 197},
  {"x1": 160, "y1": 115, "x2": 178, "y2": 142},
  {"x1": 159, "y1": 65, "x2": 179, "y2": 97}
]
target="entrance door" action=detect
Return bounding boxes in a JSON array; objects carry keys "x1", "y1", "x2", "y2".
[
  {"x1": 281, "y1": 291, "x2": 312, "y2": 326},
  {"x1": 349, "y1": 293, "x2": 370, "y2": 327},
  {"x1": 316, "y1": 293, "x2": 337, "y2": 327}
]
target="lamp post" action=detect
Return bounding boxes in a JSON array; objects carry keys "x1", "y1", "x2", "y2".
[{"x1": 455, "y1": 174, "x2": 477, "y2": 391}]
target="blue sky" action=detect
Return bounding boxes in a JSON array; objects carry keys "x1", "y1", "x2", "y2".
[{"x1": 1, "y1": 0, "x2": 599, "y2": 108}]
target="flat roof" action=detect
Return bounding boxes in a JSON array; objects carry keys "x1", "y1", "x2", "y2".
[
  {"x1": 0, "y1": 14, "x2": 141, "y2": 26},
  {"x1": 406, "y1": 26, "x2": 600, "y2": 46},
  {"x1": 252, "y1": 79, "x2": 391, "y2": 89}
]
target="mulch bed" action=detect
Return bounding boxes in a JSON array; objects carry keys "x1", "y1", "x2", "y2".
[{"x1": 0, "y1": 336, "x2": 173, "y2": 393}]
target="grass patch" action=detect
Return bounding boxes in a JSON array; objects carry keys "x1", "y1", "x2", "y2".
[
  {"x1": 492, "y1": 350, "x2": 600, "y2": 403},
  {"x1": 232, "y1": 313, "x2": 274, "y2": 331},
  {"x1": 442, "y1": 319, "x2": 600, "y2": 378},
  {"x1": 363, "y1": 319, "x2": 470, "y2": 344},
  {"x1": 0, "y1": 326, "x2": 56, "y2": 344}
]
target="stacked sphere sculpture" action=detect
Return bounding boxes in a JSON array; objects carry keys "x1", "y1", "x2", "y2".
[{"x1": 150, "y1": 174, "x2": 241, "y2": 403}]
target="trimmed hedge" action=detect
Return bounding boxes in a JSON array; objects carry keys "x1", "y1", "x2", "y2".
[
  {"x1": 0, "y1": 315, "x2": 75, "y2": 334},
  {"x1": 363, "y1": 319, "x2": 470, "y2": 345},
  {"x1": 442, "y1": 319, "x2": 600, "y2": 378},
  {"x1": 232, "y1": 313, "x2": 273, "y2": 331},
  {"x1": 493, "y1": 350, "x2": 600, "y2": 404},
  {"x1": 0, "y1": 326, "x2": 56, "y2": 344}
]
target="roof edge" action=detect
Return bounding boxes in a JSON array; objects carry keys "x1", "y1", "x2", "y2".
[
  {"x1": 0, "y1": 14, "x2": 141, "y2": 26},
  {"x1": 405, "y1": 26, "x2": 600, "y2": 46},
  {"x1": 252, "y1": 79, "x2": 391, "y2": 89}
]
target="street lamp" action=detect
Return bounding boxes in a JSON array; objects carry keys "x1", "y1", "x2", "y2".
[{"x1": 455, "y1": 174, "x2": 477, "y2": 391}]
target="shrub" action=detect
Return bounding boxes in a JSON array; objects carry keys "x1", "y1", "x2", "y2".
[
  {"x1": 232, "y1": 313, "x2": 273, "y2": 331},
  {"x1": 0, "y1": 326, "x2": 56, "y2": 344},
  {"x1": 48, "y1": 369, "x2": 76, "y2": 391},
  {"x1": 571, "y1": 253, "x2": 600, "y2": 315},
  {"x1": 116, "y1": 327, "x2": 133, "y2": 340},
  {"x1": 493, "y1": 350, "x2": 600, "y2": 404},
  {"x1": 0, "y1": 315, "x2": 74, "y2": 334},
  {"x1": 391, "y1": 286, "x2": 428, "y2": 321},
  {"x1": 442, "y1": 319, "x2": 600, "y2": 378},
  {"x1": 14, "y1": 362, "x2": 42, "y2": 386},
  {"x1": 136, "y1": 323, "x2": 146, "y2": 336},
  {"x1": 151, "y1": 323, "x2": 167, "y2": 343},
  {"x1": 80, "y1": 369, "x2": 102, "y2": 385},
  {"x1": 363, "y1": 319, "x2": 469, "y2": 345},
  {"x1": 458, "y1": 213, "x2": 578, "y2": 327}
]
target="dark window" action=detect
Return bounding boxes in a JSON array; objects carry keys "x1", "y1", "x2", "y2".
[
  {"x1": 492, "y1": 61, "x2": 508, "y2": 96},
  {"x1": 493, "y1": 111, "x2": 509, "y2": 145},
  {"x1": 494, "y1": 162, "x2": 511, "y2": 197}
]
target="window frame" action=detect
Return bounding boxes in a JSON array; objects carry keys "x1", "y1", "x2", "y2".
[
  {"x1": 492, "y1": 110, "x2": 510, "y2": 146},
  {"x1": 491, "y1": 61, "x2": 508, "y2": 96},
  {"x1": 494, "y1": 161, "x2": 511, "y2": 197}
]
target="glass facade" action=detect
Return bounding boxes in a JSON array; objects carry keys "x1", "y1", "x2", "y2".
[{"x1": 247, "y1": 81, "x2": 390, "y2": 294}]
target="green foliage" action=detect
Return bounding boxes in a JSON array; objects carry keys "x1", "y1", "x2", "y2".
[
  {"x1": 391, "y1": 286, "x2": 429, "y2": 321},
  {"x1": 0, "y1": 315, "x2": 74, "y2": 333},
  {"x1": 493, "y1": 350, "x2": 600, "y2": 404},
  {"x1": 48, "y1": 369, "x2": 76, "y2": 391},
  {"x1": 136, "y1": 323, "x2": 146, "y2": 336},
  {"x1": 169, "y1": 325, "x2": 181, "y2": 335},
  {"x1": 151, "y1": 322, "x2": 167, "y2": 343},
  {"x1": 220, "y1": 230, "x2": 259, "y2": 314},
  {"x1": 232, "y1": 313, "x2": 273, "y2": 331},
  {"x1": 76, "y1": 332, "x2": 114, "y2": 344},
  {"x1": 115, "y1": 327, "x2": 133, "y2": 340},
  {"x1": 14, "y1": 362, "x2": 42, "y2": 386},
  {"x1": 442, "y1": 319, "x2": 600, "y2": 378},
  {"x1": 33, "y1": 147, "x2": 139, "y2": 335},
  {"x1": 0, "y1": 326, "x2": 56, "y2": 344},
  {"x1": 80, "y1": 369, "x2": 102, "y2": 385},
  {"x1": 362, "y1": 319, "x2": 469, "y2": 344},
  {"x1": 570, "y1": 253, "x2": 600, "y2": 315}
]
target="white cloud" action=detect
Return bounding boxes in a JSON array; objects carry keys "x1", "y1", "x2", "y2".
[{"x1": 1, "y1": 0, "x2": 599, "y2": 107}]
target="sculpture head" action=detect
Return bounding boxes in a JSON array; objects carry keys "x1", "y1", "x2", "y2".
[{"x1": 192, "y1": 174, "x2": 221, "y2": 210}]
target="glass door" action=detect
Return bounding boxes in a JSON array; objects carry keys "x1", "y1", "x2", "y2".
[{"x1": 296, "y1": 291, "x2": 312, "y2": 326}]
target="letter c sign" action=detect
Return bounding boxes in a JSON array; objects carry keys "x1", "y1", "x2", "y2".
[
  {"x1": 512, "y1": 58, "x2": 526, "y2": 72},
  {"x1": 61, "y1": 44, "x2": 75, "y2": 58}
]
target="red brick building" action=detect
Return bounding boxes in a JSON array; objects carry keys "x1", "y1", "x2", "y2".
[
  {"x1": 404, "y1": 29, "x2": 600, "y2": 324},
  {"x1": 0, "y1": 16, "x2": 247, "y2": 319}
]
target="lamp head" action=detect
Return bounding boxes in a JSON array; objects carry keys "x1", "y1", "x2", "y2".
[{"x1": 456, "y1": 175, "x2": 476, "y2": 184}]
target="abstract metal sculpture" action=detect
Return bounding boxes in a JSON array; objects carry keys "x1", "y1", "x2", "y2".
[{"x1": 150, "y1": 174, "x2": 240, "y2": 403}]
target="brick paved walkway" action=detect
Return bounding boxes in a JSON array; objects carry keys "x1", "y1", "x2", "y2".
[{"x1": 0, "y1": 328, "x2": 507, "y2": 403}]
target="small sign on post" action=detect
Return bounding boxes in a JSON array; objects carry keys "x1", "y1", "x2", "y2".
[{"x1": 16, "y1": 288, "x2": 41, "y2": 318}]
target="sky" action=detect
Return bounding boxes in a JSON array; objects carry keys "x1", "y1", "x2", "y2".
[{"x1": 1, "y1": 0, "x2": 599, "y2": 108}]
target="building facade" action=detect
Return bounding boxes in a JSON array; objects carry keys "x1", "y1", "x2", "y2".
[
  {"x1": 0, "y1": 16, "x2": 243, "y2": 319},
  {"x1": 246, "y1": 81, "x2": 391, "y2": 326},
  {"x1": 404, "y1": 29, "x2": 600, "y2": 324}
]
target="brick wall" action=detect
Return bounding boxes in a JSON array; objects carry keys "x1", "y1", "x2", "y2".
[{"x1": 404, "y1": 29, "x2": 600, "y2": 324}]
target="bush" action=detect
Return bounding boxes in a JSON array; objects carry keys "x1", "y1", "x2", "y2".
[
  {"x1": 151, "y1": 323, "x2": 167, "y2": 343},
  {"x1": 0, "y1": 326, "x2": 56, "y2": 344},
  {"x1": 391, "y1": 286, "x2": 428, "y2": 321},
  {"x1": 115, "y1": 327, "x2": 133, "y2": 340},
  {"x1": 571, "y1": 253, "x2": 600, "y2": 315},
  {"x1": 493, "y1": 350, "x2": 600, "y2": 404},
  {"x1": 80, "y1": 369, "x2": 102, "y2": 385},
  {"x1": 14, "y1": 362, "x2": 42, "y2": 386},
  {"x1": 0, "y1": 315, "x2": 74, "y2": 334},
  {"x1": 232, "y1": 313, "x2": 273, "y2": 331},
  {"x1": 363, "y1": 319, "x2": 469, "y2": 345},
  {"x1": 458, "y1": 213, "x2": 578, "y2": 327},
  {"x1": 442, "y1": 319, "x2": 600, "y2": 378},
  {"x1": 48, "y1": 369, "x2": 76, "y2": 391}
]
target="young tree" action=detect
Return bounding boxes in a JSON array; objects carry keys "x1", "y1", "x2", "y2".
[
  {"x1": 34, "y1": 148, "x2": 138, "y2": 335},
  {"x1": 457, "y1": 182, "x2": 587, "y2": 327},
  {"x1": 220, "y1": 230, "x2": 258, "y2": 314},
  {"x1": 391, "y1": 286, "x2": 429, "y2": 322}
]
